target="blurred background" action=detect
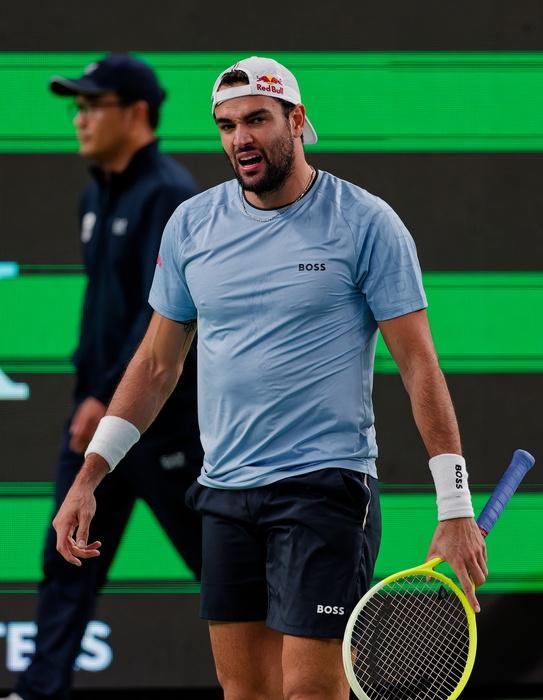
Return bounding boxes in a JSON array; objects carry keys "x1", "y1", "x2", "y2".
[{"x1": 1, "y1": 1, "x2": 542, "y2": 697}]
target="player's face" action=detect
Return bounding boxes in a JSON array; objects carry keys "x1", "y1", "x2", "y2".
[
  {"x1": 214, "y1": 95, "x2": 296, "y2": 194},
  {"x1": 73, "y1": 93, "x2": 132, "y2": 161}
]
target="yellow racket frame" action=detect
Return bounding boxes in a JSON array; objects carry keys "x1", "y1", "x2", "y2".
[{"x1": 342, "y1": 557, "x2": 478, "y2": 700}]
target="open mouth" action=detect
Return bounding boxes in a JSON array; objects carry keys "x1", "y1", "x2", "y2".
[{"x1": 237, "y1": 152, "x2": 264, "y2": 173}]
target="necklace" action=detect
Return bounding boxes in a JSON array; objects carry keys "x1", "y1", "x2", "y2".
[{"x1": 239, "y1": 167, "x2": 316, "y2": 223}]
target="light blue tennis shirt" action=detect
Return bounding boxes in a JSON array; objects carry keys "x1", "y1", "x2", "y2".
[{"x1": 149, "y1": 171, "x2": 427, "y2": 489}]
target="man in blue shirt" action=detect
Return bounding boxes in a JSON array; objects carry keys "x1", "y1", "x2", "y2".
[
  {"x1": 51, "y1": 57, "x2": 487, "y2": 700},
  {"x1": 4, "y1": 54, "x2": 202, "y2": 700}
]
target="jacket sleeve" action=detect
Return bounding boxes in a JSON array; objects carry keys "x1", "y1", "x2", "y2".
[{"x1": 92, "y1": 180, "x2": 198, "y2": 404}]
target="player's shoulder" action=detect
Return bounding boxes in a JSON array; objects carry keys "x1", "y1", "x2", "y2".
[
  {"x1": 316, "y1": 170, "x2": 396, "y2": 225},
  {"x1": 166, "y1": 180, "x2": 234, "y2": 235},
  {"x1": 171, "y1": 180, "x2": 233, "y2": 217}
]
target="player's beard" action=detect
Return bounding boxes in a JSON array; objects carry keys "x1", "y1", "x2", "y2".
[{"x1": 228, "y1": 131, "x2": 295, "y2": 195}]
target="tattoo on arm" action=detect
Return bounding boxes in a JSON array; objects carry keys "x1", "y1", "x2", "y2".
[{"x1": 179, "y1": 319, "x2": 197, "y2": 333}]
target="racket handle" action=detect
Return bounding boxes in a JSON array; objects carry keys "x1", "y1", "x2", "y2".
[{"x1": 477, "y1": 449, "x2": 535, "y2": 536}]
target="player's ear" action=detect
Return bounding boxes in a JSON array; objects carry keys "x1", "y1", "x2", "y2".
[{"x1": 291, "y1": 104, "x2": 306, "y2": 139}]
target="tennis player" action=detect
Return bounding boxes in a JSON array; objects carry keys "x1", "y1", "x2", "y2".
[{"x1": 52, "y1": 57, "x2": 487, "y2": 700}]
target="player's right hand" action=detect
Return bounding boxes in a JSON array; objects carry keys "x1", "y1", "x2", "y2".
[{"x1": 53, "y1": 483, "x2": 102, "y2": 566}]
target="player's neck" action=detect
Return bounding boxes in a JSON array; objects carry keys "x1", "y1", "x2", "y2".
[{"x1": 244, "y1": 161, "x2": 315, "y2": 210}]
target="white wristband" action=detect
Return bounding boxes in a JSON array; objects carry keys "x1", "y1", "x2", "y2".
[
  {"x1": 429, "y1": 453, "x2": 474, "y2": 521},
  {"x1": 84, "y1": 416, "x2": 141, "y2": 472}
]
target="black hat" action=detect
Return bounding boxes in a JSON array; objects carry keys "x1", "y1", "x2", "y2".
[{"x1": 49, "y1": 54, "x2": 166, "y2": 108}]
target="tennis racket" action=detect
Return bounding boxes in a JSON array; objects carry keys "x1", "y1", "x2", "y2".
[{"x1": 342, "y1": 448, "x2": 535, "y2": 700}]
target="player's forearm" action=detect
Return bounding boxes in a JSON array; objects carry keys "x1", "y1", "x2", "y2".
[
  {"x1": 106, "y1": 350, "x2": 182, "y2": 433},
  {"x1": 402, "y1": 359, "x2": 462, "y2": 458},
  {"x1": 104, "y1": 312, "x2": 192, "y2": 432},
  {"x1": 81, "y1": 351, "x2": 182, "y2": 475},
  {"x1": 84, "y1": 313, "x2": 195, "y2": 473},
  {"x1": 401, "y1": 357, "x2": 477, "y2": 521}
]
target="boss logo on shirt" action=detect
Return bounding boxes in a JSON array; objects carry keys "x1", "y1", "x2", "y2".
[{"x1": 298, "y1": 263, "x2": 326, "y2": 271}]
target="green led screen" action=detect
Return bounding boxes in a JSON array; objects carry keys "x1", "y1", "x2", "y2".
[
  {"x1": 1, "y1": 489, "x2": 541, "y2": 593},
  {"x1": 1, "y1": 271, "x2": 542, "y2": 373},
  {"x1": 3, "y1": 52, "x2": 543, "y2": 152},
  {"x1": 1, "y1": 46, "x2": 543, "y2": 689}
]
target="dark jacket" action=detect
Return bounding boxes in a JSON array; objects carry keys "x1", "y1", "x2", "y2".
[{"x1": 73, "y1": 140, "x2": 200, "y2": 444}]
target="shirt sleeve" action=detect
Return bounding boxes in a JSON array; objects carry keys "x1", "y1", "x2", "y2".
[
  {"x1": 148, "y1": 208, "x2": 197, "y2": 322},
  {"x1": 355, "y1": 207, "x2": 427, "y2": 321}
]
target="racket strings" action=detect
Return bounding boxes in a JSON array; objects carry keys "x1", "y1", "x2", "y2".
[
  {"x1": 358, "y1": 587, "x2": 469, "y2": 684},
  {"x1": 349, "y1": 574, "x2": 470, "y2": 700},
  {"x1": 351, "y1": 584, "x2": 467, "y2": 699},
  {"x1": 352, "y1": 591, "x2": 467, "y2": 700},
  {"x1": 352, "y1": 612, "x2": 464, "y2": 699},
  {"x1": 357, "y1": 599, "x2": 467, "y2": 699},
  {"x1": 353, "y1": 609, "x2": 464, "y2": 700}
]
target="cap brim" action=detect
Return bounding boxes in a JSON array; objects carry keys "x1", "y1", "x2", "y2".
[
  {"x1": 49, "y1": 76, "x2": 109, "y2": 97},
  {"x1": 303, "y1": 116, "x2": 318, "y2": 145}
]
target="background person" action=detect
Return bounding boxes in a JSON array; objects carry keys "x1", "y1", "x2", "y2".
[
  {"x1": 3, "y1": 54, "x2": 202, "y2": 700},
  {"x1": 51, "y1": 57, "x2": 487, "y2": 700}
]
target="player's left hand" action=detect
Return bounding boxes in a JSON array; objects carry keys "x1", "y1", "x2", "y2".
[
  {"x1": 426, "y1": 517, "x2": 487, "y2": 612},
  {"x1": 69, "y1": 397, "x2": 107, "y2": 454}
]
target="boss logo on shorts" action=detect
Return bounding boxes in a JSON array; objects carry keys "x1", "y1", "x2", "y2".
[
  {"x1": 316, "y1": 604, "x2": 345, "y2": 615},
  {"x1": 298, "y1": 263, "x2": 327, "y2": 271}
]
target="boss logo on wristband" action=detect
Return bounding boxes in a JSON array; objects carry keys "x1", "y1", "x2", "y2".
[
  {"x1": 429, "y1": 453, "x2": 474, "y2": 521},
  {"x1": 455, "y1": 464, "x2": 464, "y2": 489}
]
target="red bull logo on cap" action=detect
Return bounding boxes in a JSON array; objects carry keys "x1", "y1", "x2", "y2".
[{"x1": 256, "y1": 74, "x2": 284, "y2": 95}]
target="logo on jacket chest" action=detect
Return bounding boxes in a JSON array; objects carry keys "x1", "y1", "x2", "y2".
[
  {"x1": 81, "y1": 212, "x2": 96, "y2": 243},
  {"x1": 111, "y1": 218, "x2": 128, "y2": 236}
]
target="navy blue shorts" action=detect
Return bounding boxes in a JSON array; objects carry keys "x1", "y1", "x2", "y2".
[{"x1": 186, "y1": 468, "x2": 381, "y2": 639}]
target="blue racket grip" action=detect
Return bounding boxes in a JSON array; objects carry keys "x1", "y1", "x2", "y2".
[{"x1": 477, "y1": 449, "x2": 535, "y2": 536}]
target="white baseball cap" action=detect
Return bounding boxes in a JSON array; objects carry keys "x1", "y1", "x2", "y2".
[{"x1": 211, "y1": 56, "x2": 318, "y2": 145}]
